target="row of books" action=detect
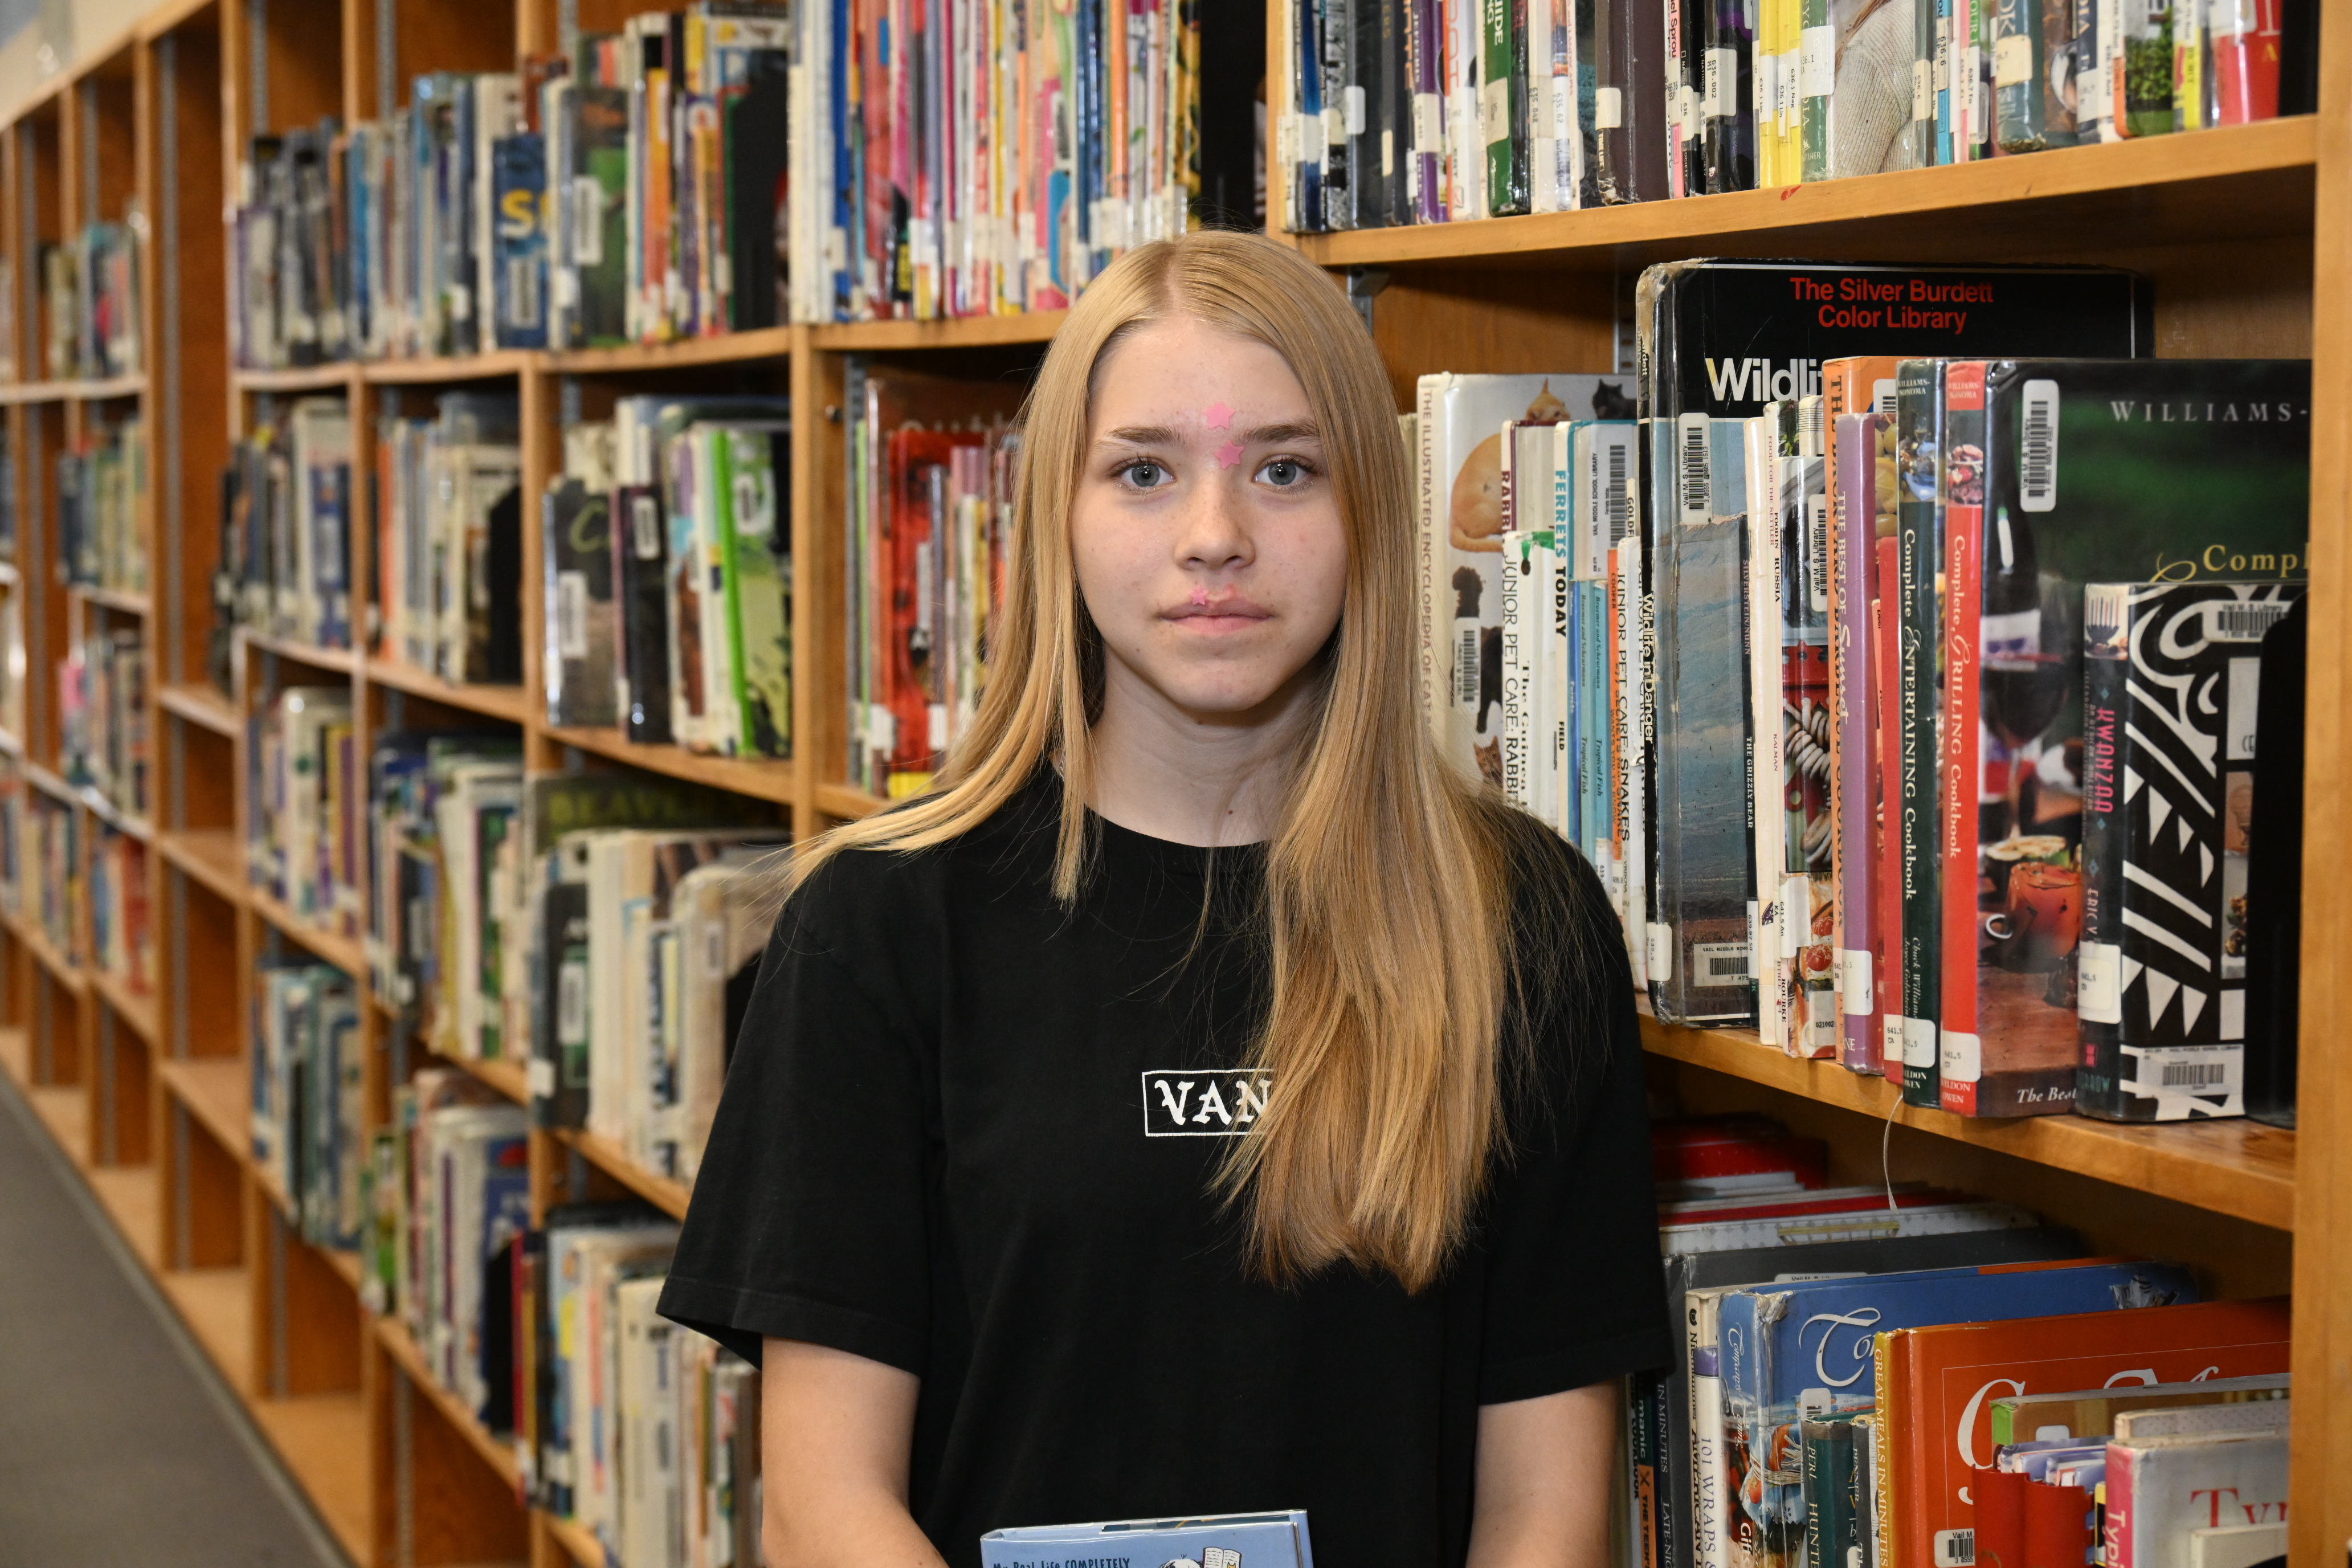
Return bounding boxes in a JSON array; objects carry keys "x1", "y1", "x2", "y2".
[
  {"x1": 231, "y1": 0, "x2": 1250, "y2": 362},
  {"x1": 59, "y1": 415, "x2": 148, "y2": 596},
  {"x1": 1420, "y1": 258, "x2": 2308, "y2": 1125},
  {"x1": 1631, "y1": 1114, "x2": 2292, "y2": 1568},
  {"x1": 841, "y1": 364, "x2": 1023, "y2": 797},
  {"x1": 248, "y1": 686, "x2": 361, "y2": 935},
  {"x1": 41, "y1": 223, "x2": 141, "y2": 381},
  {"x1": 1279, "y1": 0, "x2": 2317, "y2": 229},
  {"x1": 222, "y1": 399, "x2": 360, "y2": 651},
  {"x1": 368, "y1": 748, "x2": 774, "y2": 1184},
  {"x1": 378, "y1": 394, "x2": 525, "y2": 682},
  {"x1": 359, "y1": 1070, "x2": 758, "y2": 1565},
  {"x1": 251, "y1": 963, "x2": 365, "y2": 1250},
  {"x1": 541, "y1": 397, "x2": 793, "y2": 759},
  {"x1": 89, "y1": 829, "x2": 153, "y2": 997},
  {"x1": 4, "y1": 779, "x2": 80, "y2": 961},
  {"x1": 61, "y1": 626, "x2": 150, "y2": 822}
]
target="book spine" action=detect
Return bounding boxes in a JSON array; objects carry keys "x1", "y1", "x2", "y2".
[
  {"x1": 1937, "y1": 361, "x2": 1987, "y2": 1116},
  {"x1": 2104, "y1": 1442, "x2": 2137, "y2": 1568},
  {"x1": 1873, "y1": 534, "x2": 1903, "y2": 1076},
  {"x1": 1690, "y1": 1296, "x2": 1730, "y2": 1568},
  {"x1": 1895, "y1": 361, "x2": 1942, "y2": 1106},
  {"x1": 1831, "y1": 414, "x2": 1876, "y2": 1072},
  {"x1": 1799, "y1": 0, "x2": 1829, "y2": 179},
  {"x1": 2076, "y1": 591, "x2": 2128, "y2": 1119}
]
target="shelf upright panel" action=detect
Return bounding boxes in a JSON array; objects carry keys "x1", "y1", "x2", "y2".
[{"x1": 2289, "y1": 0, "x2": 2352, "y2": 1551}]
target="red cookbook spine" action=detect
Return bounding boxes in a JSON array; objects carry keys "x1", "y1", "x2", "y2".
[{"x1": 1938, "y1": 362, "x2": 1988, "y2": 1114}]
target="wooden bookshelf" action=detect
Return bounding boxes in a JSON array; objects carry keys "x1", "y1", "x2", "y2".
[{"x1": 0, "y1": 0, "x2": 2330, "y2": 1560}]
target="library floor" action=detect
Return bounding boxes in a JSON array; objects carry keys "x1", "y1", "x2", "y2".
[{"x1": 0, "y1": 1076, "x2": 347, "y2": 1567}]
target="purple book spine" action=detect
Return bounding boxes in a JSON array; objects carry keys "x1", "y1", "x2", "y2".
[{"x1": 1834, "y1": 413, "x2": 1882, "y2": 1073}]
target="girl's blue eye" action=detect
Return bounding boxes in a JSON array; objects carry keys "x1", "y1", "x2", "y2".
[{"x1": 1259, "y1": 457, "x2": 1308, "y2": 487}]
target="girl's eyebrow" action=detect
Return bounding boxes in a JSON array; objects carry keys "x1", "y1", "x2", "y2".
[
  {"x1": 1100, "y1": 424, "x2": 1179, "y2": 446},
  {"x1": 1244, "y1": 421, "x2": 1321, "y2": 445}
]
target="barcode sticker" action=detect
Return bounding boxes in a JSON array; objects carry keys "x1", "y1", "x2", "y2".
[
  {"x1": 2208, "y1": 598, "x2": 2290, "y2": 642},
  {"x1": 557, "y1": 960, "x2": 587, "y2": 1045},
  {"x1": 1677, "y1": 413, "x2": 1712, "y2": 525},
  {"x1": 505, "y1": 256, "x2": 543, "y2": 330},
  {"x1": 2132, "y1": 1046, "x2": 2243, "y2": 1100},
  {"x1": 631, "y1": 494, "x2": 662, "y2": 559},
  {"x1": 1456, "y1": 627, "x2": 1479, "y2": 705},
  {"x1": 1936, "y1": 1529, "x2": 1977, "y2": 1567},
  {"x1": 1692, "y1": 941, "x2": 1753, "y2": 982},
  {"x1": 1606, "y1": 437, "x2": 1632, "y2": 543},
  {"x1": 2020, "y1": 378, "x2": 2060, "y2": 511},
  {"x1": 555, "y1": 570, "x2": 589, "y2": 659},
  {"x1": 571, "y1": 176, "x2": 604, "y2": 264}
]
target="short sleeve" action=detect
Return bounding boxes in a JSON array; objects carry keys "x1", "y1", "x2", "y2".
[
  {"x1": 1475, "y1": 865, "x2": 1675, "y2": 1404},
  {"x1": 656, "y1": 891, "x2": 936, "y2": 1373}
]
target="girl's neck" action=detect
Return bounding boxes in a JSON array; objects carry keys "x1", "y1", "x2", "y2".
[{"x1": 1085, "y1": 654, "x2": 1319, "y2": 847}]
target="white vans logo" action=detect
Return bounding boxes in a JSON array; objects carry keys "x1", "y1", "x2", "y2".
[{"x1": 1141, "y1": 1070, "x2": 1272, "y2": 1136}]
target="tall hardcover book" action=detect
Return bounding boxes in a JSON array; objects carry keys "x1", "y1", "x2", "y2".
[
  {"x1": 1879, "y1": 1297, "x2": 2292, "y2": 1568},
  {"x1": 1635, "y1": 260, "x2": 2151, "y2": 1029},
  {"x1": 2077, "y1": 581, "x2": 2303, "y2": 1121},
  {"x1": 1721, "y1": 1259, "x2": 2196, "y2": 1568},
  {"x1": 544, "y1": 479, "x2": 619, "y2": 728},
  {"x1": 1938, "y1": 360, "x2": 2310, "y2": 1118},
  {"x1": 1894, "y1": 356, "x2": 1953, "y2": 1106}
]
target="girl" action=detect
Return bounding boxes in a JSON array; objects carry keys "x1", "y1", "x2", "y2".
[{"x1": 659, "y1": 230, "x2": 1670, "y2": 1568}]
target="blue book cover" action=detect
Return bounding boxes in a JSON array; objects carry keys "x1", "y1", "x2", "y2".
[
  {"x1": 489, "y1": 132, "x2": 548, "y2": 349},
  {"x1": 1719, "y1": 1260, "x2": 2195, "y2": 1566},
  {"x1": 982, "y1": 1510, "x2": 1314, "y2": 1568},
  {"x1": 1648, "y1": 416, "x2": 1755, "y2": 1024}
]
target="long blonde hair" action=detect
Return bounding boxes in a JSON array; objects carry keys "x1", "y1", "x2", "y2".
[{"x1": 793, "y1": 229, "x2": 1563, "y2": 1292}]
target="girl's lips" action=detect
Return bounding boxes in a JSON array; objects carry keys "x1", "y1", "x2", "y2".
[{"x1": 1165, "y1": 595, "x2": 1271, "y2": 621}]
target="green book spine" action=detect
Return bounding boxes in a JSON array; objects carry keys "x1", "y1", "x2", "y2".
[
  {"x1": 1896, "y1": 359, "x2": 1944, "y2": 1108},
  {"x1": 1480, "y1": 0, "x2": 1529, "y2": 214},
  {"x1": 1802, "y1": 1417, "x2": 1857, "y2": 1568},
  {"x1": 722, "y1": 428, "x2": 793, "y2": 759}
]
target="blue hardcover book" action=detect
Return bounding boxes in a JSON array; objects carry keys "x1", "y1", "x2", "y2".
[
  {"x1": 489, "y1": 132, "x2": 548, "y2": 349},
  {"x1": 981, "y1": 1510, "x2": 1314, "y2": 1568},
  {"x1": 1647, "y1": 416, "x2": 1757, "y2": 1024},
  {"x1": 1718, "y1": 1260, "x2": 2196, "y2": 1568}
]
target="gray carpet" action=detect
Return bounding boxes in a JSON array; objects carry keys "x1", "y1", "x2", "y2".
[{"x1": 0, "y1": 1072, "x2": 347, "y2": 1567}]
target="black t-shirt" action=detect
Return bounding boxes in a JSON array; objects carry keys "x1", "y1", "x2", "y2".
[{"x1": 658, "y1": 775, "x2": 1671, "y2": 1568}]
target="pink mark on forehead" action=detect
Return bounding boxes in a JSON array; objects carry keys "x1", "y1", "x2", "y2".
[
  {"x1": 1202, "y1": 401, "x2": 1235, "y2": 429},
  {"x1": 1213, "y1": 440, "x2": 1246, "y2": 469}
]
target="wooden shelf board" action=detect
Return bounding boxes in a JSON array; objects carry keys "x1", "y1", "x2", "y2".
[
  {"x1": 364, "y1": 350, "x2": 535, "y2": 385},
  {"x1": 79, "y1": 785, "x2": 153, "y2": 841},
  {"x1": 815, "y1": 781, "x2": 889, "y2": 820},
  {"x1": 548, "y1": 324, "x2": 795, "y2": 374},
  {"x1": 5, "y1": 907, "x2": 88, "y2": 995},
  {"x1": 232, "y1": 364, "x2": 356, "y2": 394},
  {"x1": 156, "y1": 828, "x2": 247, "y2": 906},
  {"x1": 157, "y1": 1267, "x2": 253, "y2": 1395},
  {"x1": 375, "y1": 1316, "x2": 523, "y2": 1489},
  {"x1": 71, "y1": 583, "x2": 151, "y2": 616},
  {"x1": 23, "y1": 760, "x2": 80, "y2": 807},
  {"x1": 0, "y1": 374, "x2": 146, "y2": 404},
  {"x1": 365, "y1": 659, "x2": 530, "y2": 724},
  {"x1": 158, "y1": 683, "x2": 240, "y2": 736},
  {"x1": 27, "y1": 1084, "x2": 86, "y2": 1159},
  {"x1": 542, "y1": 1512, "x2": 605, "y2": 1567},
  {"x1": 551, "y1": 1126, "x2": 692, "y2": 1221},
  {"x1": 249, "y1": 1394, "x2": 371, "y2": 1564},
  {"x1": 1640, "y1": 1015, "x2": 2298, "y2": 1231},
  {"x1": 1298, "y1": 117, "x2": 2319, "y2": 270},
  {"x1": 89, "y1": 967, "x2": 160, "y2": 1044},
  {"x1": 135, "y1": 0, "x2": 226, "y2": 41},
  {"x1": 810, "y1": 309, "x2": 1068, "y2": 350},
  {"x1": 250, "y1": 890, "x2": 367, "y2": 977},
  {"x1": 318, "y1": 1240, "x2": 362, "y2": 1293},
  {"x1": 436, "y1": 1049, "x2": 530, "y2": 1106},
  {"x1": 545, "y1": 725, "x2": 796, "y2": 806},
  {"x1": 159, "y1": 1055, "x2": 250, "y2": 1156},
  {"x1": 88, "y1": 1163, "x2": 161, "y2": 1271},
  {"x1": 236, "y1": 628, "x2": 358, "y2": 675}
]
